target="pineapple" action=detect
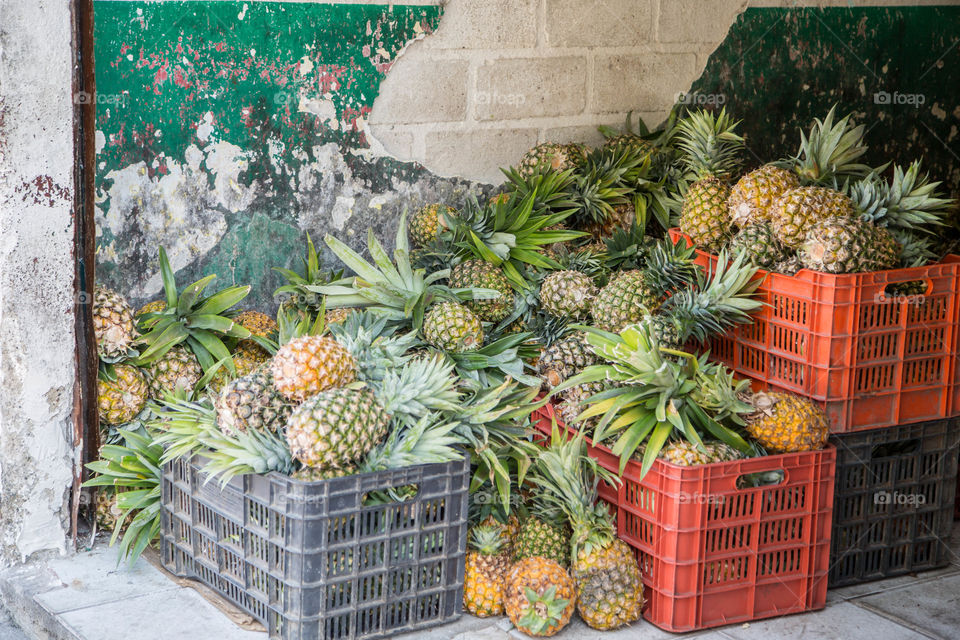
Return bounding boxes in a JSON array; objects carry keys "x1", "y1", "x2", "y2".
[
  {"x1": 134, "y1": 299, "x2": 166, "y2": 318},
  {"x1": 513, "y1": 517, "x2": 570, "y2": 568},
  {"x1": 744, "y1": 391, "x2": 828, "y2": 453},
  {"x1": 449, "y1": 259, "x2": 513, "y2": 322},
  {"x1": 538, "y1": 270, "x2": 596, "y2": 319},
  {"x1": 584, "y1": 202, "x2": 636, "y2": 240},
  {"x1": 772, "y1": 254, "x2": 803, "y2": 275},
  {"x1": 208, "y1": 350, "x2": 270, "y2": 395},
  {"x1": 285, "y1": 384, "x2": 389, "y2": 469},
  {"x1": 94, "y1": 489, "x2": 123, "y2": 531},
  {"x1": 771, "y1": 186, "x2": 856, "y2": 249},
  {"x1": 788, "y1": 106, "x2": 871, "y2": 187},
  {"x1": 799, "y1": 216, "x2": 900, "y2": 273},
  {"x1": 93, "y1": 286, "x2": 136, "y2": 360},
  {"x1": 422, "y1": 302, "x2": 483, "y2": 353},
  {"x1": 728, "y1": 165, "x2": 801, "y2": 227},
  {"x1": 556, "y1": 381, "x2": 606, "y2": 430},
  {"x1": 728, "y1": 222, "x2": 788, "y2": 269},
  {"x1": 531, "y1": 433, "x2": 643, "y2": 630},
  {"x1": 676, "y1": 108, "x2": 744, "y2": 250},
  {"x1": 517, "y1": 142, "x2": 587, "y2": 178},
  {"x1": 464, "y1": 525, "x2": 511, "y2": 617},
  {"x1": 270, "y1": 335, "x2": 357, "y2": 402},
  {"x1": 214, "y1": 367, "x2": 292, "y2": 436},
  {"x1": 504, "y1": 558, "x2": 577, "y2": 637},
  {"x1": 410, "y1": 204, "x2": 456, "y2": 247},
  {"x1": 537, "y1": 333, "x2": 597, "y2": 389},
  {"x1": 97, "y1": 364, "x2": 148, "y2": 425},
  {"x1": 145, "y1": 345, "x2": 202, "y2": 398},
  {"x1": 657, "y1": 440, "x2": 744, "y2": 466},
  {"x1": 325, "y1": 307, "x2": 360, "y2": 324}
]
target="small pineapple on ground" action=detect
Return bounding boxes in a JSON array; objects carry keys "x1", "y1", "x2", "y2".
[
  {"x1": 538, "y1": 270, "x2": 597, "y2": 319},
  {"x1": 676, "y1": 108, "x2": 744, "y2": 251},
  {"x1": 531, "y1": 431, "x2": 644, "y2": 630},
  {"x1": 93, "y1": 286, "x2": 136, "y2": 360},
  {"x1": 744, "y1": 391, "x2": 828, "y2": 453},
  {"x1": 94, "y1": 489, "x2": 123, "y2": 532},
  {"x1": 422, "y1": 302, "x2": 484, "y2": 353},
  {"x1": 449, "y1": 259, "x2": 513, "y2": 322},
  {"x1": 97, "y1": 363, "x2": 149, "y2": 425},
  {"x1": 270, "y1": 335, "x2": 357, "y2": 402},
  {"x1": 464, "y1": 524, "x2": 512, "y2": 617},
  {"x1": 504, "y1": 558, "x2": 577, "y2": 637},
  {"x1": 145, "y1": 345, "x2": 202, "y2": 399}
]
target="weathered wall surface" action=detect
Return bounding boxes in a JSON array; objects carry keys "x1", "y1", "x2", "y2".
[
  {"x1": 95, "y1": 0, "x2": 960, "y2": 311},
  {"x1": 0, "y1": 0, "x2": 78, "y2": 564}
]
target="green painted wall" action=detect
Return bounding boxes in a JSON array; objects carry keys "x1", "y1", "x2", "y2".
[{"x1": 690, "y1": 6, "x2": 960, "y2": 199}]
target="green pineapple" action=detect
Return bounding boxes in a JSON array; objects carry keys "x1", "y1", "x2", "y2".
[
  {"x1": 214, "y1": 367, "x2": 292, "y2": 436},
  {"x1": 517, "y1": 142, "x2": 588, "y2": 178},
  {"x1": 537, "y1": 332, "x2": 597, "y2": 389},
  {"x1": 449, "y1": 259, "x2": 513, "y2": 322},
  {"x1": 513, "y1": 517, "x2": 570, "y2": 568},
  {"x1": 145, "y1": 345, "x2": 202, "y2": 398},
  {"x1": 538, "y1": 270, "x2": 597, "y2": 319},
  {"x1": 423, "y1": 302, "x2": 484, "y2": 353},
  {"x1": 410, "y1": 204, "x2": 457, "y2": 247},
  {"x1": 728, "y1": 222, "x2": 788, "y2": 269},
  {"x1": 676, "y1": 108, "x2": 744, "y2": 250},
  {"x1": 799, "y1": 216, "x2": 900, "y2": 273}
]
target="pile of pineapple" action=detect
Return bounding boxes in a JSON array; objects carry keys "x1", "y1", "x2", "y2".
[{"x1": 84, "y1": 103, "x2": 950, "y2": 636}]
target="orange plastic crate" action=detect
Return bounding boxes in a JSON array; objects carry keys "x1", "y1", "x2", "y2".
[
  {"x1": 533, "y1": 404, "x2": 836, "y2": 633},
  {"x1": 668, "y1": 229, "x2": 960, "y2": 433}
]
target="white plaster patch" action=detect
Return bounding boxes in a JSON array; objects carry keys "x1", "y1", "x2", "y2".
[
  {"x1": 95, "y1": 130, "x2": 106, "y2": 154},
  {"x1": 203, "y1": 141, "x2": 258, "y2": 213},
  {"x1": 196, "y1": 112, "x2": 215, "y2": 143},
  {"x1": 298, "y1": 95, "x2": 339, "y2": 130}
]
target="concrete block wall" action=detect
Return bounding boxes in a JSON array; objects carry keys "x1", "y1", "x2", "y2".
[{"x1": 368, "y1": 0, "x2": 954, "y2": 183}]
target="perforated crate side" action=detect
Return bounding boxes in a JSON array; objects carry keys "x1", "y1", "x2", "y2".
[
  {"x1": 161, "y1": 454, "x2": 469, "y2": 640},
  {"x1": 827, "y1": 418, "x2": 960, "y2": 587}
]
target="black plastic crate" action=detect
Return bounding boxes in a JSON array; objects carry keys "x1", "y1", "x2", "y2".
[
  {"x1": 828, "y1": 418, "x2": 960, "y2": 587},
  {"x1": 160, "y1": 454, "x2": 470, "y2": 640}
]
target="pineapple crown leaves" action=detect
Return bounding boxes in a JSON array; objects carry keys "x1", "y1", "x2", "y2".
[
  {"x1": 451, "y1": 191, "x2": 585, "y2": 280},
  {"x1": 327, "y1": 311, "x2": 417, "y2": 382},
  {"x1": 529, "y1": 426, "x2": 618, "y2": 560},
  {"x1": 518, "y1": 585, "x2": 572, "y2": 636},
  {"x1": 500, "y1": 166, "x2": 580, "y2": 219},
  {"x1": 147, "y1": 390, "x2": 219, "y2": 464},
  {"x1": 657, "y1": 249, "x2": 764, "y2": 345},
  {"x1": 786, "y1": 105, "x2": 873, "y2": 185},
  {"x1": 272, "y1": 233, "x2": 344, "y2": 309},
  {"x1": 135, "y1": 247, "x2": 251, "y2": 374},
  {"x1": 640, "y1": 235, "x2": 699, "y2": 298},
  {"x1": 371, "y1": 355, "x2": 462, "y2": 423},
  {"x1": 600, "y1": 222, "x2": 652, "y2": 273},
  {"x1": 446, "y1": 332, "x2": 541, "y2": 388},
  {"x1": 360, "y1": 411, "x2": 463, "y2": 474},
  {"x1": 552, "y1": 323, "x2": 753, "y2": 477},
  {"x1": 856, "y1": 160, "x2": 955, "y2": 232},
  {"x1": 598, "y1": 110, "x2": 651, "y2": 140},
  {"x1": 199, "y1": 426, "x2": 295, "y2": 486},
  {"x1": 674, "y1": 107, "x2": 744, "y2": 180},
  {"x1": 566, "y1": 146, "x2": 649, "y2": 226},
  {"x1": 82, "y1": 427, "x2": 163, "y2": 564},
  {"x1": 314, "y1": 212, "x2": 500, "y2": 331},
  {"x1": 468, "y1": 524, "x2": 508, "y2": 555}
]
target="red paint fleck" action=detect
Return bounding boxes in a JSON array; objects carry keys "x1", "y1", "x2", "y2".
[
  {"x1": 16, "y1": 175, "x2": 71, "y2": 208},
  {"x1": 173, "y1": 67, "x2": 190, "y2": 89}
]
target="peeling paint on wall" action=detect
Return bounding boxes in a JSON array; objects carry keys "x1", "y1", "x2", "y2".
[{"x1": 94, "y1": 1, "x2": 482, "y2": 310}]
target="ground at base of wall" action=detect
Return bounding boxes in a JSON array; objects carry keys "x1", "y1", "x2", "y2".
[{"x1": 1, "y1": 527, "x2": 959, "y2": 640}]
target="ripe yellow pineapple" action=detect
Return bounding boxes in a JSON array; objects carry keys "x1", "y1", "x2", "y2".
[
  {"x1": 676, "y1": 109, "x2": 744, "y2": 250},
  {"x1": 744, "y1": 391, "x2": 828, "y2": 453},
  {"x1": 134, "y1": 299, "x2": 167, "y2": 318},
  {"x1": 145, "y1": 345, "x2": 202, "y2": 398},
  {"x1": 537, "y1": 333, "x2": 597, "y2": 389},
  {"x1": 539, "y1": 271, "x2": 597, "y2": 319},
  {"x1": 464, "y1": 525, "x2": 511, "y2": 617},
  {"x1": 770, "y1": 186, "x2": 856, "y2": 249},
  {"x1": 657, "y1": 440, "x2": 744, "y2": 466},
  {"x1": 799, "y1": 216, "x2": 900, "y2": 273},
  {"x1": 270, "y1": 335, "x2": 356, "y2": 402},
  {"x1": 410, "y1": 204, "x2": 457, "y2": 247},
  {"x1": 93, "y1": 286, "x2": 136, "y2": 360},
  {"x1": 517, "y1": 142, "x2": 587, "y2": 178},
  {"x1": 728, "y1": 165, "x2": 801, "y2": 227},
  {"x1": 97, "y1": 363, "x2": 149, "y2": 425},
  {"x1": 504, "y1": 558, "x2": 577, "y2": 637}
]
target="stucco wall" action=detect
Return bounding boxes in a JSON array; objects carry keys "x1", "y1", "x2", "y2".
[{"x1": 0, "y1": 0, "x2": 78, "y2": 565}]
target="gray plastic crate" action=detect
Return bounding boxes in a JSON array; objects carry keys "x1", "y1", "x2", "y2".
[{"x1": 161, "y1": 454, "x2": 469, "y2": 640}]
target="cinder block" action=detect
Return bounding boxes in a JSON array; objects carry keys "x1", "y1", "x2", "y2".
[
  {"x1": 593, "y1": 53, "x2": 698, "y2": 113},
  {"x1": 367, "y1": 126, "x2": 416, "y2": 160},
  {"x1": 542, "y1": 124, "x2": 608, "y2": 148},
  {"x1": 369, "y1": 58, "x2": 468, "y2": 124},
  {"x1": 475, "y1": 57, "x2": 587, "y2": 120},
  {"x1": 425, "y1": 0, "x2": 539, "y2": 50},
  {"x1": 545, "y1": 0, "x2": 654, "y2": 47},
  {"x1": 424, "y1": 128, "x2": 539, "y2": 184},
  {"x1": 658, "y1": 0, "x2": 744, "y2": 44}
]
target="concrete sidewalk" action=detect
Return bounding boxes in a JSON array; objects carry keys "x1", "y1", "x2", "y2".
[{"x1": 2, "y1": 524, "x2": 958, "y2": 640}]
